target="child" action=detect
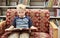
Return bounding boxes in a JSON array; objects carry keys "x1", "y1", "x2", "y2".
[
  {"x1": 5, "y1": 4, "x2": 33, "y2": 30},
  {"x1": 4, "y1": 4, "x2": 37, "y2": 38},
  {"x1": 13, "y1": 4, "x2": 32, "y2": 29}
]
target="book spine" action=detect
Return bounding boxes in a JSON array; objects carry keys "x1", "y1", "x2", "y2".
[
  {"x1": 27, "y1": 0, "x2": 30, "y2": 6},
  {"x1": 54, "y1": 9, "x2": 57, "y2": 17},
  {"x1": 57, "y1": 9, "x2": 60, "y2": 17},
  {"x1": 53, "y1": 0, "x2": 58, "y2": 6},
  {"x1": 47, "y1": 0, "x2": 54, "y2": 7},
  {"x1": 18, "y1": 0, "x2": 22, "y2": 4}
]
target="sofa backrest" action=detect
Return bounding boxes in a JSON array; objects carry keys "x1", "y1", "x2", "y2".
[{"x1": 6, "y1": 9, "x2": 50, "y2": 33}]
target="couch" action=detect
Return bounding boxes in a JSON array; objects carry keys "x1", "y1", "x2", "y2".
[{"x1": 0, "y1": 9, "x2": 58, "y2": 38}]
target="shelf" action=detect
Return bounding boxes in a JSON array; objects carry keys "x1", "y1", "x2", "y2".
[
  {"x1": 27, "y1": 6, "x2": 45, "y2": 9},
  {"x1": 0, "y1": 6, "x2": 60, "y2": 9},
  {"x1": 0, "y1": 6, "x2": 17, "y2": 8},
  {"x1": 0, "y1": 16, "x2": 6, "y2": 18},
  {"x1": 27, "y1": 6, "x2": 60, "y2": 9},
  {"x1": 50, "y1": 16, "x2": 60, "y2": 18}
]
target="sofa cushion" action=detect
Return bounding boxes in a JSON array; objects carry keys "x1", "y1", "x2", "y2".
[{"x1": 30, "y1": 32, "x2": 50, "y2": 38}]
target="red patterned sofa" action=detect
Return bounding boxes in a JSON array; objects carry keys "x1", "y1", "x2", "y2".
[{"x1": 0, "y1": 9, "x2": 58, "y2": 38}]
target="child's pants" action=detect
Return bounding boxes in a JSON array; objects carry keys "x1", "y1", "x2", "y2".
[{"x1": 8, "y1": 32, "x2": 29, "y2": 38}]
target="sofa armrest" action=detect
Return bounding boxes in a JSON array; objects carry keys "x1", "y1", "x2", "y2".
[
  {"x1": 0, "y1": 21, "x2": 6, "y2": 34},
  {"x1": 50, "y1": 22, "x2": 58, "y2": 38}
]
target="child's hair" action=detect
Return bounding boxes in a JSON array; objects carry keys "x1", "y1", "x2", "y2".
[{"x1": 17, "y1": 4, "x2": 26, "y2": 9}]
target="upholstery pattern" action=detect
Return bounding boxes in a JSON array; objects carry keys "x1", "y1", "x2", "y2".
[
  {"x1": 30, "y1": 32, "x2": 50, "y2": 38},
  {"x1": 6, "y1": 9, "x2": 50, "y2": 38},
  {"x1": 6, "y1": 9, "x2": 50, "y2": 33}
]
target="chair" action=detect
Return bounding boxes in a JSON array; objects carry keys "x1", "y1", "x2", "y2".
[{"x1": 0, "y1": 9, "x2": 58, "y2": 38}]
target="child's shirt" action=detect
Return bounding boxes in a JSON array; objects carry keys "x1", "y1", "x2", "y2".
[{"x1": 13, "y1": 16, "x2": 32, "y2": 28}]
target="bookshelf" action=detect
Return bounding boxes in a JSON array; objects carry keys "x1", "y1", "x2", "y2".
[
  {"x1": 50, "y1": 16, "x2": 60, "y2": 19},
  {"x1": 0, "y1": 0, "x2": 60, "y2": 21}
]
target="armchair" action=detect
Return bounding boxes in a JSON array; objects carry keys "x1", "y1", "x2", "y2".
[{"x1": 0, "y1": 9, "x2": 58, "y2": 38}]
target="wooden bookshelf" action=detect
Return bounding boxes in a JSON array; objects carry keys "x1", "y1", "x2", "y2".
[{"x1": 0, "y1": 0, "x2": 60, "y2": 19}]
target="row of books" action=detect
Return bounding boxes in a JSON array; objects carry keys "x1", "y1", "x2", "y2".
[
  {"x1": 0, "y1": 0, "x2": 30, "y2": 6},
  {"x1": 50, "y1": 9, "x2": 60, "y2": 17},
  {"x1": 50, "y1": 19, "x2": 60, "y2": 27},
  {"x1": 30, "y1": 0, "x2": 60, "y2": 7},
  {"x1": 0, "y1": 0, "x2": 60, "y2": 6},
  {"x1": 0, "y1": 8, "x2": 6, "y2": 16}
]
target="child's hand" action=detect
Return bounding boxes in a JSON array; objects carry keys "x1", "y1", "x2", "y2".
[
  {"x1": 19, "y1": 28, "x2": 23, "y2": 30},
  {"x1": 30, "y1": 26, "x2": 37, "y2": 29},
  {"x1": 5, "y1": 26, "x2": 14, "y2": 31}
]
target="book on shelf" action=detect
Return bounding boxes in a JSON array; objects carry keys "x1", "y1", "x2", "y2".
[
  {"x1": 10, "y1": 0, "x2": 18, "y2": 6},
  {"x1": 0, "y1": 9, "x2": 2, "y2": 16},
  {"x1": 58, "y1": 0, "x2": 60, "y2": 6},
  {"x1": 30, "y1": 2, "x2": 45, "y2": 6},
  {"x1": 47, "y1": 0, "x2": 58, "y2": 7},
  {"x1": 55, "y1": 19, "x2": 59, "y2": 26},
  {"x1": 6, "y1": 0, "x2": 18, "y2": 6},
  {"x1": 10, "y1": 2, "x2": 17, "y2": 6},
  {"x1": 47, "y1": 0, "x2": 54, "y2": 7},
  {"x1": 18, "y1": 0, "x2": 30, "y2": 6},
  {"x1": 53, "y1": 0, "x2": 58, "y2": 6},
  {"x1": 50, "y1": 19, "x2": 56, "y2": 23},
  {"x1": 1, "y1": 2, "x2": 6, "y2": 6},
  {"x1": 49, "y1": 9, "x2": 57, "y2": 17},
  {"x1": 50, "y1": 19, "x2": 60, "y2": 27},
  {"x1": 1, "y1": 8, "x2": 7, "y2": 16},
  {"x1": 57, "y1": 19, "x2": 60, "y2": 26},
  {"x1": 57, "y1": 9, "x2": 60, "y2": 17},
  {"x1": 6, "y1": 0, "x2": 10, "y2": 6}
]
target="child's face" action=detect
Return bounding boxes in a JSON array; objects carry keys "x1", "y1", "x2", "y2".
[{"x1": 18, "y1": 9, "x2": 26, "y2": 17}]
